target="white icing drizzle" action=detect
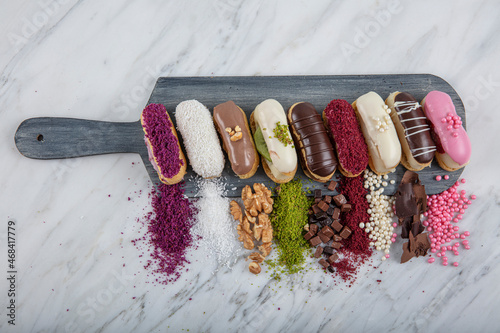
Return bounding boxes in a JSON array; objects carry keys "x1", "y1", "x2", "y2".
[
  {"x1": 395, "y1": 101, "x2": 421, "y2": 114},
  {"x1": 406, "y1": 128, "x2": 431, "y2": 137},
  {"x1": 400, "y1": 116, "x2": 427, "y2": 123}
]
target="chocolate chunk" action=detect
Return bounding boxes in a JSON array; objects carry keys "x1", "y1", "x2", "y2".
[
  {"x1": 308, "y1": 215, "x2": 317, "y2": 224},
  {"x1": 318, "y1": 232, "x2": 331, "y2": 243},
  {"x1": 319, "y1": 259, "x2": 329, "y2": 268},
  {"x1": 326, "y1": 206, "x2": 334, "y2": 216},
  {"x1": 323, "y1": 195, "x2": 332, "y2": 204},
  {"x1": 331, "y1": 241, "x2": 341, "y2": 249},
  {"x1": 315, "y1": 211, "x2": 328, "y2": 221},
  {"x1": 318, "y1": 200, "x2": 329, "y2": 212},
  {"x1": 327, "y1": 253, "x2": 339, "y2": 264},
  {"x1": 314, "y1": 246, "x2": 324, "y2": 258},
  {"x1": 314, "y1": 189, "x2": 322, "y2": 198},
  {"x1": 312, "y1": 204, "x2": 321, "y2": 214},
  {"x1": 304, "y1": 230, "x2": 315, "y2": 241},
  {"x1": 332, "y1": 208, "x2": 341, "y2": 220},
  {"x1": 340, "y1": 226, "x2": 352, "y2": 239},
  {"x1": 341, "y1": 204, "x2": 352, "y2": 213},
  {"x1": 322, "y1": 217, "x2": 332, "y2": 226},
  {"x1": 401, "y1": 231, "x2": 431, "y2": 263},
  {"x1": 395, "y1": 183, "x2": 418, "y2": 218},
  {"x1": 332, "y1": 234, "x2": 343, "y2": 242},
  {"x1": 333, "y1": 194, "x2": 347, "y2": 206},
  {"x1": 328, "y1": 181, "x2": 337, "y2": 191},
  {"x1": 309, "y1": 236, "x2": 322, "y2": 247},
  {"x1": 327, "y1": 266, "x2": 335, "y2": 273},
  {"x1": 320, "y1": 226, "x2": 335, "y2": 238},
  {"x1": 309, "y1": 224, "x2": 318, "y2": 234},
  {"x1": 323, "y1": 246, "x2": 334, "y2": 256},
  {"x1": 331, "y1": 219, "x2": 343, "y2": 232},
  {"x1": 314, "y1": 198, "x2": 321, "y2": 204},
  {"x1": 413, "y1": 183, "x2": 428, "y2": 213}
]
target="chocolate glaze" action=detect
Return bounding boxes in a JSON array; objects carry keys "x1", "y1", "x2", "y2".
[
  {"x1": 289, "y1": 102, "x2": 337, "y2": 177},
  {"x1": 394, "y1": 92, "x2": 436, "y2": 164},
  {"x1": 213, "y1": 101, "x2": 256, "y2": 176}
]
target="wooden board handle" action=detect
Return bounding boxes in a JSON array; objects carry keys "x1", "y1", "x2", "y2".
[{"x1": 14, "y1": 117, "x2": 144, "y2": 159}]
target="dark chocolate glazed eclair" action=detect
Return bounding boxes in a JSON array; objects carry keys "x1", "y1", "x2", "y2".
[
  {"x1": 386, "y1": 92, "x2": 436, "y2": 171},
  {"x1": 287, "y1": 102, "x2": 337, "y2": 182}
]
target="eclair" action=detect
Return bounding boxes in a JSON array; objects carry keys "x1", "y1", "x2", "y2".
[
  {"x1": 287, "y1": 102, "x2": 337, "y2": 182},
  {"x1": 250, "y1": 99, "x2": 297, "y2": 183},
  {"x1": 141, "y1": 103, "x2": 187, "y2": 185},
  {"x1": 386, "y1": 92, "x2": 436, "y2": 171},
  {"x1": 421, "y1": 91, "x2": 471, "y2": 171},
  {"x1": 352, "y1": 92, "x2": 402, "y2": 175},
  {"x1": 323, "y1": 99, "x2": 369, "y2": 177},
  {"x1": 175, "y1": 100, "x2": 225, "y2": 178},
  {"x1": 213, "y1": 101, "x2": 259, "y2": 179}
]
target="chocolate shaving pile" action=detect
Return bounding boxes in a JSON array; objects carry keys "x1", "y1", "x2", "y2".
[{"x1": 394, "y1": 171, "x2": 430, "y2": 263}]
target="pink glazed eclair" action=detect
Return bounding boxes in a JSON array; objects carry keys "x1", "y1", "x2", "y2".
[{"x1": 421, "y1": 91, "x2": 471, "y2": 171}]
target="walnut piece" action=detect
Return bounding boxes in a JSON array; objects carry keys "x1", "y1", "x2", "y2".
[
  {"x1": 235, "y1": 125, "x2": 242, "y2": 132},
  {"x1": 248, "y1": 252, "x2": 265, "y2": 263},
  {"x1": 249, "y1": 262, "x2": 261, "y2": 274},
  {"x1": 230, "y1": 131, "x2": 243, "y2": 141},
  {"x1": 237, "y1": 223, "x2": 254, "y2": 250},
  {"x1": 230, "y1": 200, "x2": 242, "y2": 222},
  {"x1": 259, "y1": 242, "x2": 272, "y2": 257}
]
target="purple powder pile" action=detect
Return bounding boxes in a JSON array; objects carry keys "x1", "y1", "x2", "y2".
[
  {"x1": 142, "y1": 103, "x2": 184, "y2": 179},
  {"x1": 133, "y1": 183, "x2": 196, "y2": 284}
]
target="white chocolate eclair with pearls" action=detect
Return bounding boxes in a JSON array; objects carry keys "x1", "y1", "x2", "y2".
[{"x1": 352, "y1": 92, "x2": 402, "y2": 175}]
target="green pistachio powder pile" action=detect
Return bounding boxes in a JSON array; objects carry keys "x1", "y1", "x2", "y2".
[{"x1": 267, "y1": 179, "x2": 313, "y2": 279}]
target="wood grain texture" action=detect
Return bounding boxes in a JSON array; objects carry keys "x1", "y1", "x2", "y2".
[
  {"x1": 14, "y1": 75, "x2": 466, "y2": 197},
  {"x1": 14, "y1": 117, "x2": 162, "y2": 185}
]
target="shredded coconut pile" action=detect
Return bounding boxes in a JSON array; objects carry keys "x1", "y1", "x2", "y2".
[
  {"x1": 175, "y1": 100, "x2": 225, "y2": 178},
  {"x1": 191, "y1": 178, "x2": 240, "y2": 267}
]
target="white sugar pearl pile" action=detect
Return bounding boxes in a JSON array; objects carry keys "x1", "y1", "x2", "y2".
[{"x1": 362, "y1": 170, "x2": 396, "y2": 261}]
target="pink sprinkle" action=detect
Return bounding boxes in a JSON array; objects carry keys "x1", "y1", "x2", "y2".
[
  {"x1": 453, "y1": 262, "x2": 459, "y2": 267},
  {"x1": 460, "y1": 234, "x2": 466, "y2": 239},
  {"x1": 471, "y1": 195, "x2": 476, "y2": 200},
  {"x1": 465, "y1": 245, "x2": 471, "y2": 250},
  {"x1": 385, "y1": 254, "x2": 390, "y2": 258},
  {"x1": 464, "y1": 231, "x2": 470, "y2": 236},
  {"x1": 443, "y1": 262, "x2": 448, "y2": 266},
  {"x1": 444, "y1": 175, "x2": 449, "y2": 180},
  {"x1": 436, "y1": 175, "x2": 442, "y2": 181},
  {"x1": 393, "y1": 223, "x2": 398, "y2": 228},
  {"x1": 460, "y1": 179, "x2": 466, "y2": 184},
  {"x1": 428, "y1": 258, "x2": 435, "y2": 263}
]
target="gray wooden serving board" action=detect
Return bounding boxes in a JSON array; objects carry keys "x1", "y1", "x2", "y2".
[{"x1": 15, "y1": 74, "x2": 466, "y2": 197}]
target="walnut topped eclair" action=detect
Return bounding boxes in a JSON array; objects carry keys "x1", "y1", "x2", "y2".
[{"x1": 213, "y1": 101, "x2": 259, "y2": 179}]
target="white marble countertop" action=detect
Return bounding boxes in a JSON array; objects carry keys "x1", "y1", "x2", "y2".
[{"x1": 2, "y1": 0, "x2": 500, "y2": 332}]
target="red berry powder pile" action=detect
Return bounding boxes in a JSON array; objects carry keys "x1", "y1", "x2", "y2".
[
  {"x1": 323, "y1": 99, "x2": 369, "y2": 176},
  {"x1": 132, "y1": 183, "x2": 196, "y2": 284},
  {"x1": 330, "y1": 175, "x2": 373, "y2": 284},
  {"x1": 142, "y1": 103, "x2": 184, "y2": 179}
]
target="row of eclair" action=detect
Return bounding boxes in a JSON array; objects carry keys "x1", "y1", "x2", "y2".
[{"x1": 140, "y1": 90, "x2": 471, "y2": 185}]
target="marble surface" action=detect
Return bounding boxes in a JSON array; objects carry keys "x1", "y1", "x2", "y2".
[{"x1": 1, "y1": 0, "x2": 500, "y2": 332}]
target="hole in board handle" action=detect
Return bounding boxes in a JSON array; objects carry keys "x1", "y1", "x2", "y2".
[{"x1": 37, "y1": 134, "x2": 44, "y2": 142}]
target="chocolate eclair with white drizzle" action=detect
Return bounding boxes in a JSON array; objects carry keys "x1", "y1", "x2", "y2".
[{"x1": 386, "y1": 92, "x2": 436, "y2": 171}]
